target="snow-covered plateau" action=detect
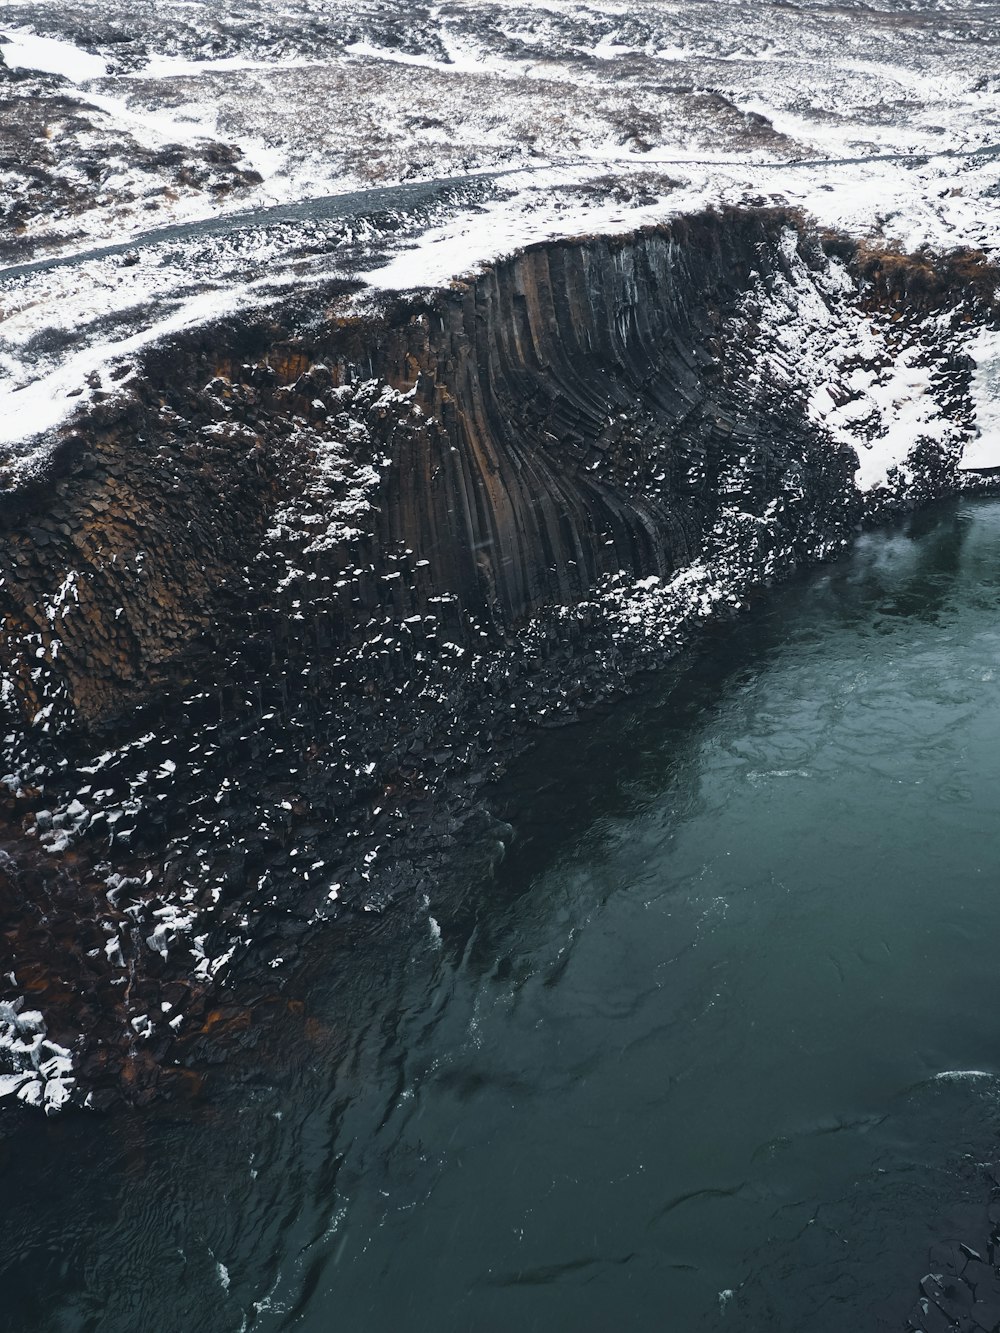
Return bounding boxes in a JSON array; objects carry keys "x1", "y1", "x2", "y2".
[
  {"x1": 2, "y1": 0, "x2": 1000, "y2": 1114},
  {"x1": 3, "y1": 0, "x2": 1000, "y2": 471}
]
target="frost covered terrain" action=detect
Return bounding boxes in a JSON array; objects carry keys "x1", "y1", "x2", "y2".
[
  {"x1": 3, "y1": 0, "x2": 1000, "y2": 474},
  {"x1": 3, "y1": 0, "x2": 1000, "y2": 1116}
]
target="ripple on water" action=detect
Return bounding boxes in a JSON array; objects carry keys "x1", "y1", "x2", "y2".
[{"x1": 4, "y1": 501, "x2": 1000, "y2": 1332}]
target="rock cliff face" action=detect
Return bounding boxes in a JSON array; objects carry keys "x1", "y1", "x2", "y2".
[{"x1": 0, "y1": 207, "x2": 996, "y2": 1109}]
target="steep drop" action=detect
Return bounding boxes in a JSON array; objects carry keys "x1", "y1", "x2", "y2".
[{"x1": 0, "y1": 207, "x2": 997, "y2": 1108}]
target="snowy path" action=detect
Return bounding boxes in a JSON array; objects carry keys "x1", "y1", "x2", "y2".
[{"x1": 4, "y1": 139, "x2": 1000, "y2": 286}]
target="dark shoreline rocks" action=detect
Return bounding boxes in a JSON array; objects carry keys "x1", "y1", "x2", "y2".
[{"x1": 905, "y1": 1184, "x2": 1000, "y2": 1333}]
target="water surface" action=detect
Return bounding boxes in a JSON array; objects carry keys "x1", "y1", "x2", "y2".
[{"x1": 5, "y1": 498, "x2": 1000, "y2": 1331}]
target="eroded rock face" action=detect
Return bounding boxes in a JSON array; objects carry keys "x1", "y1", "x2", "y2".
[{"x1": 0, "y1": 208, "x2": 996, "y2": 1108}]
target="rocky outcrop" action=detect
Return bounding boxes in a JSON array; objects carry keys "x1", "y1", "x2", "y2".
[{"x1": 0, "y1": 207, "x2": 996, "y2": 1108}]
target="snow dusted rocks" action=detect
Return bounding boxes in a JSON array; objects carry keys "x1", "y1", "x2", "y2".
[
  {"x1": 0, "y1": 995, "x2": 75, "y2": 1114},
  {"x1": 1, "y1": 208, "x2": 999, "y2": 1109},
  {"x1": 1, "y1": 0, "x2": 1000, "y2": 1110},
  {"x1": 960, "y1": 329, "x2": 1000, "y2": 473}
]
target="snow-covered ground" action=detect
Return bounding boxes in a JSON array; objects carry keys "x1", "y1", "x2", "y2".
[
  {"x1": 1, "y1": 27, "x2": 108, "y2": 80},
  {"x1": 960, "y1": 328, "x2": 1000, "y2": 471},
  {"x1": 1, "y1": 0, "x2": 1000, "y2": 479}
]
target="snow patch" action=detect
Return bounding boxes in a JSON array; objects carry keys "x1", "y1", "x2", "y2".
[
  {"x1": 0, "y1": 28, "x2": 108, "y2": 82},
  {"x1": 959, "y1": 327, "x2": 1000, "y2": 471}
]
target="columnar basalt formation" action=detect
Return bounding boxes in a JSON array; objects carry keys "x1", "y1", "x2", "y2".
[{"x1": 0, "y1": 207, "x2": 996, "y2": 1109}]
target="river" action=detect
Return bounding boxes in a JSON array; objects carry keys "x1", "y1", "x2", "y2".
[{"x1": 4, "y1": 496, "x2": 1000, "y2": 1331}]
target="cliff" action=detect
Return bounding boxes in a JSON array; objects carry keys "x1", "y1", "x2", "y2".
[{"x1": 0, "y1": 207, "x2": 995, "y2": 1110}]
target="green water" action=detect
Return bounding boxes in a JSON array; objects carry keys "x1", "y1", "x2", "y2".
[{"x1": 4, "y1": 497, "x2": 1000, "y2": 1331}]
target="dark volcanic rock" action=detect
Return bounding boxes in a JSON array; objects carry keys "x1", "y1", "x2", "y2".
[
  {"x1": 0, "y1": 207, "x2": 996, "y2": 1108},
  {"x1": 906, "y1": 1201, "x2": 1000, "y2": 1333}
]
